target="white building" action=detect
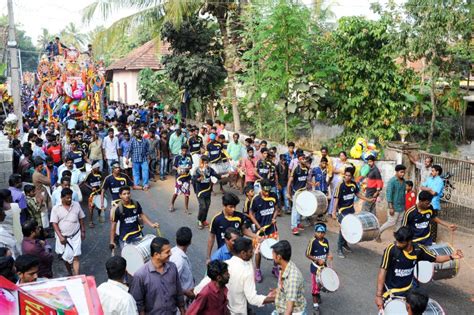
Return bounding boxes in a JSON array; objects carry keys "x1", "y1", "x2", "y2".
[{"x1": 106, "y1": 40, "x2": 171, "y2": 105}]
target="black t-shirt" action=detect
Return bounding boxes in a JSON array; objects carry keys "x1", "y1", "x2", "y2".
[
  {"x1": 291, "y1": 165, "x2": 309, "y2": 193},
  {"x1": 207, "y1": 142, "x2": 222, "y2": 163},
  {"x1": 250, "y1": 193, "x2": 277, "y2": 235},
  {"x1": 402, "y1": 206, "x2": 433, "y2": 245},
  {"x1": 334, "y1": 180, "x2": 359, "y2": 215},
  {"x1": 85, "y1": 172, "x2": 102, "y2": 193},
  {"x1": 112, "y1": 200, "x2": 143, "y2": 242},
  {"x1": 306, "y1": 237, "x2": 330, "y2": 273},
  {"x1": 188, "y1": 136, "x2": 203, "y2": 154},
  {"x1": 380, "y1": 243, "x2": 436, "y2": 297},
  {"x1": 101, "y1": 173, "x2": 133, "y2": 201},
  {"x1": 210, "y1": 211, "x2": 248, "y2": 248},
  {"x1": 194, "y1": 167, "x2": 219, "y2": 198},
  {"x1": 67, "y1": 151, "x2": 86, "y2": 170},
  {"x1": 173, "y1": 154, "x2": 192, "y2": 182}
]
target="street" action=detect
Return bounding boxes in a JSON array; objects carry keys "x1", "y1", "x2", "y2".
[{"x1": 52, "y1": 178, "x2": 473, "y2": 315}]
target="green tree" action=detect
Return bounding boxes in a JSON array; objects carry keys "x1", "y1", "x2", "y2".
[
  {"x1": 138, "y1": 68, "x2": 180, "y2": 106},
  {"x1": 37, "y1": 28, "x2": 52, "y2": 51},
  {"x1": 161, "y1": 15, "x2": 227, "y2": 119},
  {"x1": 240, "y1": 0, "x2": 314, "y2": 142},
  {"x1": 324, "y1": 17, "x2": 415, "y2": 147},
  {"x1": 373, "y1": 0, "x2": 472, "y2": 149},
  {"x1": 58, "y1": 22, "x2": 86, "y2": 49}
]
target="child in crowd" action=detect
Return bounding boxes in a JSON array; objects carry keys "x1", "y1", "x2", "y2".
[
  {"x1": 306, "y1": 223, "x2": 333, "y2": 314},
  {"x1": 405, "y1": 180, "x2": 416, "y2": 210},
  {"x1": 242, "y1": 184, "x2": 254, "y2": 216}
]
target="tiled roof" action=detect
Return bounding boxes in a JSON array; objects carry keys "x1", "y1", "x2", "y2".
[{"x1": 106, "y1": 40, "x2": 171, "y2": 71}]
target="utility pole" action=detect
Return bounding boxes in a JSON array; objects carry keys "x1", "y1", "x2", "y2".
[{"x1": 7, "y1": 0, "x2": 23, "y2": 134}]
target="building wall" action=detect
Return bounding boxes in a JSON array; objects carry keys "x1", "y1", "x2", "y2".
[{"x1": 109, "y1": 70, "x2": 142, "y2": 105}]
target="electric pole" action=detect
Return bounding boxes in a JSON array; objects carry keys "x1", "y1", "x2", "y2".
[{"x1": 7, "y1": 0, "x2": 23, "y2": 134}]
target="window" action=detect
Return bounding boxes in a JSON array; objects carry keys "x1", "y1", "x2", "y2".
[{"x1": 124, "y1": 82, "x2": 128, "y2": 104}]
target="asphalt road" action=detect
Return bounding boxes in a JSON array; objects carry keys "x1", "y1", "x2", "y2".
[{"x1": 51, "y1": 177, "x2": 473, "y2": 315}]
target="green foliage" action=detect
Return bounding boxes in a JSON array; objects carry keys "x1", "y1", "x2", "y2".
[
  {"x1": 323, "y1": 17, "x2": 416, "y2": 147},
  {"x1": 137, "y1": 68, "x2": 180, "y2": 106},
  {"x1": 161, "y1": 15, "x2": 226, "y2": 100}
]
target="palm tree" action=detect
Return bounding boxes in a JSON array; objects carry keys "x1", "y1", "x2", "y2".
[
  {"x1": 81, "y1": 0, "x2": 243, "y2": 131},
  {"x1": 37, "y1": 28, "x2": 52, "y2": 51},
  {"x1": 58, "y1": 22, "x2": 87, "y2": 50}
]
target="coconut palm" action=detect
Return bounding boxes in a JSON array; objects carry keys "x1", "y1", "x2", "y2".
[
  {"x1": 82, "y1": 0, "x2": 243, "y2": 131},
  {"x1": 58, "y1": 22, "x2": 87, "y2": 50},
  {"x1": 37, "y1": 28, "x2": 53, "y2": 51}
]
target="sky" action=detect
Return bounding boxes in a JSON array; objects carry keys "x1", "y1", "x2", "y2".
[{"x1": 0, "y1": 0, "x2": 381, "y2": 46}]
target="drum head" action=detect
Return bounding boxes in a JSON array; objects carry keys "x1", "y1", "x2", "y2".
[
  {"x1": 93, "y1": 195, "x2": 108, "y2": 209},
  {"x1": 384, "y1": 299, "x2": 408, "y2": 315},
  {"x1": 85, "y1": 163, "x2": 92, "y2": 173},
  {"x1": 424, "y1": 299, "x2": 445, "y2": 315},
  {"x1": 340, "y1": 214, "x2": 363, "y2": 244},
  {"x1": 295, "y1": 191, "x2": 316, "y2": 216},
  {"x1": 415, "y1": 261, "x2": 434, "y2": 284},
  {"x1": 211, "y1": 176, "x2": 218, "y2": 184},
  {"x1": 260, "y1": 238, "x2": 278, "y2": 260},
  {"x1": 320, "y1": 268, "x2": 340, "y2": 292},
  {"x1": 122, "y1": 245, "x2": 146, "y2": 275}
]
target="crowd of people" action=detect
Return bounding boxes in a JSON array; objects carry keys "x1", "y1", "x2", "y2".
[{"x1": 0, "y1": 101, "x2": 465, "y2": 315}]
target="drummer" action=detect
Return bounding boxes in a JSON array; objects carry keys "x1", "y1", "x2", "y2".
[
  {"x1": 402, "y1": 191, "x2": 456, "y2": 246},
  {"x1": 332, "y1": 167, "x2": 374, "y2": 258},
  {"x1": 169, "y1": 144, "x2": 192, "y2": 214},
  {"x1": 67, "y1": 140, "x2": 90, "y2": 172},
  {"x1": 254, "y1": 148, "x2": 278, "y2": 195},
  {"x1": 83, "y1": 163, "x2": 103, "y2": 227},
  {"x1": 187, "y1": 127, "x2": 203, "y2": 156},
  {"x1": 247, "y1": 179, "x2": 279, "y2": 282},
  {"x1": 375, "y1": 226, "x2": 463, "y2": 311},
  {"x1": 109, "y1": 186, "x2": 160, "y2": 252},
  {"x1": 100, "y1": 161, "x2": 133, "y2": 211},
  {"x1": 305, "y1": 223, "x2": 333, "y2": 314},
  {"x1": 287, "y1": 152, "x2": 310, "y2": 235}
]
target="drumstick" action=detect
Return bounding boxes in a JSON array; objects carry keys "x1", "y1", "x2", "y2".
[
  {"x1": 156, "y1": 228, "x2": 162, "y2": 237},
  {"x1": 450, "y1": 230, "x2": 454, "y2": 247}
]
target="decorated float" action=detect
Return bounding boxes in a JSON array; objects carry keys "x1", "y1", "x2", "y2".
[{"x1": 35, "y1": 48, "x2": 106, "y2": 123}]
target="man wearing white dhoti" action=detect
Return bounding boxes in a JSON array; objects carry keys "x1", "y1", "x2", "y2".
[{"x1": 50, "y1": 188, "x2": 86, "y2": 276}]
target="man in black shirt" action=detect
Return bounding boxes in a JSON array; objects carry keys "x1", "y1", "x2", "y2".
[
  {"x1": 375, "y1": 227, "x2": 463, "y2": 311},
  {"x1": 206, "y1": 192, "x2": 255, "y2": 264},
  {"x1": 287, "y1": 153, "x2": 309, "y2": 235},
  {"x1": 276, "y1": 154, "x2": 289, "y2": 213}
]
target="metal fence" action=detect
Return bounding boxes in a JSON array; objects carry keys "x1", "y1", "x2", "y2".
[{"x1": 418, "y1": 152, "x2": 474, "y2": 231}]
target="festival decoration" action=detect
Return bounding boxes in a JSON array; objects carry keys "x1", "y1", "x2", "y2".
[
  {"x1": 349, "y1": 137, "x2": 379, "y2": 161},
  {"x1": 3, "y1": 113, "x2": 19, "y2": 139},
  {"x1": 34, "y1": 48, "x2": 105, "y2": 122}
]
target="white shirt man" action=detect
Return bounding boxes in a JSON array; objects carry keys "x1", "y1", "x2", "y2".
[
  {"x1": 102, "y1": 132, "x2": 120, "y2": 161},
  {"x1": 98, "y1": 279, "x2": 138, "y2": 315}
]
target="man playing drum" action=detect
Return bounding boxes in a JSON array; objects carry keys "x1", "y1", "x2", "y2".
[
  {"x1": 375, "y1": 226, "x2": 463, "y2": 311},
  {"x1": 255, "y1": 148, "x2": 278, "y2": 195},
  {"x1": 187, "y1": 127, "x2": 203, "y2": 156},
  {"x1": 169, "y1": 144, "x2": 193, "y2": 214},
  {"x1": 287, "y1": 153, "x2": 310, "y2": 235},
  {"x1": 247, "y1": 179, "x2": 280, "y2": 282},
  {"x1": 83, "y1": 163, "x2": 103, "y2": 227},
  {"x1": 306, "y1": 223, "x2": 333, "y2": 315},
  {"x1": 332, "y1": 167, "x2": 374, "y2": 258},
  {"x1": 100, "y1": 161, "x2": 133, "y2": 210},
  {"x1": 402, "y1": 191, "x2": 456, "y2": 246},
  {"x1": 109, "y1": 186, "x2": 160, "y2": 252}
]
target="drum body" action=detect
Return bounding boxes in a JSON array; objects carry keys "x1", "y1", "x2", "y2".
[
  {"x1": 92, "y1": 195, "x2": 108, "y2": 209},
  {"x1": 316, "y1": 267, "x2": 340, "y2": 292},
  {"x1": 424, "y1": 299, "x2": 445, "y2": 315},
  {"x1": 295, "y1": 190, "x2": 328, "y2": 217},
  {"x1": 428, "y1": 243, "x2": 459, "y2": 280},
  {"x1": 414, "y1": 260, "x2": 434, "y2": 283},
  {"x1": 260, "y1": 238, "x2": 279, "y2": 260},
  {"x1": 384, "y1": 298, "x2": 445, "y2": 315},
  {"x1": 341, "y1": 211, "x2": 379, "y2": 244},
  {"x1": 122, "y1": 234, "x2": 155, "y2": 275}
]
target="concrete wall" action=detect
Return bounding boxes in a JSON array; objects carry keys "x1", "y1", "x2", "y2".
[
  {"x1": 0, "y1": 134, "x2": 12, "y2": 188},
  {"x1": 109, "y1": 70, "x2": 142, "y2": 105}
]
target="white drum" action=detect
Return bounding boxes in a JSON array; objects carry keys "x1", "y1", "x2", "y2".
[
  {"x1": 384, "y1": 298, "x2": 407, "y2": 315},
  {"x1": 92, "y1": 195, "x2": 108, "y2": 209},
  {"x1": 341, "y1": 211, "x2": 379, "y2": 244},
  {"x1": 415, "y1": 261, "x2": 434, "y2": 283},
  {"x1": 428, "y1": 244, "x2": 459, "y2": 280},
  {"x1": 383, "y1": 298, "x2": 445, "y2": 315},
  {"x1": 260, "y1": 238, "x2": 279, "y2": 260},
  {"x1": 316, "y1": 267, "x2": 340, "y2": 292},
  {"x1": 210, "y1": 176, "x2": 218, "y2": 184},
  {"x1": 210, "y1": 162, "x2": 229, "y2": 175},
  {"x1": 121, "y1": 234, "x2": 155, "y2": 275},
  {"x1": 424, "y1": 299, "x2": 445, "y2": 315},
  {"x1": 85, "y1": 163, "x2": 92, "y2": 173},
  {"x1": 71, "y1": 184, "x2": 83, "y2": 202},
  {"x1": 190, "y1": 154, "x2": 201, "y2": 176},
  {"x1": 295, "y1": 190, "x2": 328, "y2": 216}
]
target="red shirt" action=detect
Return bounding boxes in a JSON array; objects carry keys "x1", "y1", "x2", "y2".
[
  {"x1": 405, "y1": 191, "x2": 416, "y2": 210},
  {"x1": 46, "y1": 144, "x2": 62, "y2": 163},
  {"x1": 186, "y1": 281, "x2": 229, "y2": 315}
]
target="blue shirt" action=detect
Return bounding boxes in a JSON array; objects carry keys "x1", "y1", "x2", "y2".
[
  {"x1": 211, "y1": 244, "x2": 232, "y2": 262},
  {"x1": 120, "y1": 140, "x2": 131, "y2": 157},
  {"x1": 128, "y1": 138, "x2": 149, "y2": 163},
  {"x1": 422, "y1": 176, "x2": 444, "y2": 210},
  {"x1": 311, "y1": 167, "x2": 328, "y2": 193}
]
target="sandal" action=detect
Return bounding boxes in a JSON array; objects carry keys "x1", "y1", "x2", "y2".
[{"x1": 89, "y1": 222, "x2": 95, "y2": 228}]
